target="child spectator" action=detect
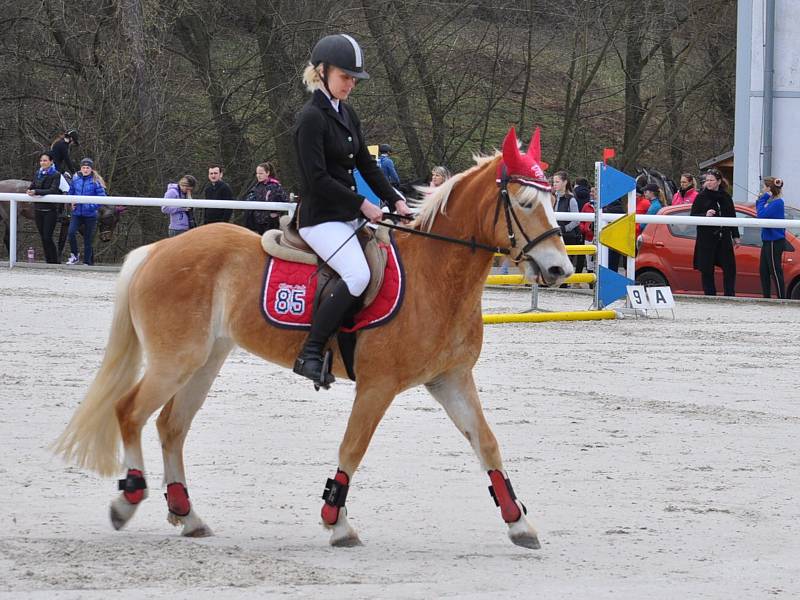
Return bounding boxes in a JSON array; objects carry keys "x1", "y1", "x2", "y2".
[
  {"x1": 640, "y1": 183, "x2": 663, "y2": 232},
  {"x1": 66, "y1": 158, "x2": 107, "y2": 265},
  {"x1": 162, "y1": 175, "x2": 197, "y2": 237}
]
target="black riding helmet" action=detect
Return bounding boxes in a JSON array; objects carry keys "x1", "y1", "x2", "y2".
[
  {"x1": 65, "y1": 129, "x2": 80, "y2": 145},
  {"x1": 311, "y1": 34, "x2": 370, "y2": 80}
]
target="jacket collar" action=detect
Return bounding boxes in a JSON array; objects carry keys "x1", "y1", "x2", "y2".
[{"x1": 312, "y1": 89, "x2": 357, "y2": 138}]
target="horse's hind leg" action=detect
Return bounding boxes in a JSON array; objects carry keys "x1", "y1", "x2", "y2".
[
  {"x1": 425, "y1": 367, "x2": 540, "y2": 550},
  {"x1": 320, "y1": 383, "x2": 397, "y2": 547},
  {"x1": 110, "y1": 372, "x2": 185, "y2": 530},
  {"x1": 155, "y1": 339, "x2": 233, "y2": 537}
]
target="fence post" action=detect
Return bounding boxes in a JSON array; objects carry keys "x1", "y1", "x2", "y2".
[{"x1": 9, "y1": 199, "x2": 17, "y2": 268}]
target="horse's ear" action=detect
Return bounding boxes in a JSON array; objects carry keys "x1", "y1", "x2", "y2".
[
  {"x1": 501, "y1": 127, "x2": 522, "y2": 167},
  {"x1": 526, "y1": 127, "x2": 549, "y2": 170}
]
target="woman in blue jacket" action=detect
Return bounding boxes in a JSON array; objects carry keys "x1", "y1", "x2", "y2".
[
  {"x1": 66, "y1": 158, "x2": 107, "y2": 265},
  {"x1": 756, "y1": 176, "x2": 786, "y2": 298}
]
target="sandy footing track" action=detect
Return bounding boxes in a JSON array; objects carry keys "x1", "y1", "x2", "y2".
[{"x1": 1, "y1": 267, "x2": 798, "y2": 599}]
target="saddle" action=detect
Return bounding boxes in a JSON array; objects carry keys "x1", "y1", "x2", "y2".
[{"x1": 261, "y1": 215, "x2": 390, "y2": 308}]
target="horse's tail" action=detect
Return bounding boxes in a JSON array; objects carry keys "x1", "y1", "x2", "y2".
[{"x1": 52, "y1": 244, "x2": 151, "y2": 476}]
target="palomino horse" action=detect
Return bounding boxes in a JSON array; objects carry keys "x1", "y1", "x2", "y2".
[
  {"x1": 0, "y1": 179, "x2": 123, "y2": 253},
  {"x1": 54, "y1": 127, "x2": 573, "y2": 549}
]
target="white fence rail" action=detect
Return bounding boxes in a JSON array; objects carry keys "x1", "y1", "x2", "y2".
[
  {"x1": 1, "y1": 194, "x2": 295, "y2": 268},
  {"x1": 2, "y1": 193, "x2": 799, "y2": 269}
]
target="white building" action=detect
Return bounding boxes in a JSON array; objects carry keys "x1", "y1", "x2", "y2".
[{"x1": 734, "y1": 0, "x2": 800, "y2": 209}]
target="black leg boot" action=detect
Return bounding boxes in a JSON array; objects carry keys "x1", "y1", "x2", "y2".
[{"x1": 293, "y1": 279, "x2": 359, "y2": 388}]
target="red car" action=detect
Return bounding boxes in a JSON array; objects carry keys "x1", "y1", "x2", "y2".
[{"x1": 635, "y1": 204, "x2": 800, "y2": 299}]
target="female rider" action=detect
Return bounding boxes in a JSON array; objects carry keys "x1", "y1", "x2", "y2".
[{"x1": 292, "y1": 33, "x2": 413, "y2": 387}]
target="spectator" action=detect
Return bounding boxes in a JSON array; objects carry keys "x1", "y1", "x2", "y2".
[
  {"x1": 378, "y1": 144, "x2": 401, "y2": 187},
  {"x1": 203, "y1": 164, "x2": 235, "y2": 224},
  {"x1": 640, "y1": 183, "x2": 662, "y2": 232},
  {"x1": 66, "y1": 158, "x2": 106, "y2": 265},
  {"x1": 161, "y1": 175, "x2": 197, "y2": 237},
  {"x1": 573, "y1": 178, "x2": 591, "y2": 211},
  {"x1": 579, "y1": 185, "x2": 598, "y2": 273},
  {"x1": 244, "y1": 162, "x2": 288, "y2": 234},
  {"x1": 756, "y1": 176, "x2": 787, "y2": 298},
  {"x1": 603, "y1": 196, "x2": 627, "y2": 274},
  {"x1": 635, "y1": 186, "x2": 651, "y2": 237},
  {"x1": 691, "y1": 168, "x2": 740, "y2": 296},
  {"x1": 50, "y1": 129, "x2": 79, "y2": 177},
  {"x1": 26, "y1": 151, "x2": 63, "y2": 264},
  {"x1": 430, "y1": 166, "x2": 451, "y2": 187},
  {"x1": 672, "y1": 173, "x2": 698, "y2": 206},
  {"x1": 552, "y1": 171, "x2": 584, "y2": 272}
]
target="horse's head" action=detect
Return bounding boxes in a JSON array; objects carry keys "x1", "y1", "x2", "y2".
[
  {"x1": 97, "y1": 205, "x2": 123, "y2": 242},
  {"x1": 497, "y1": 127, "x2": 573, "y2": 286}
]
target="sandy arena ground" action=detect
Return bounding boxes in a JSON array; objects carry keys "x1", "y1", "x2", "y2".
[{"x1": 0, "y1": 266, "x2": 798, "y2": 599}]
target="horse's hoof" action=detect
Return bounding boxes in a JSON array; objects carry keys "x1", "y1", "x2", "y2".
[
  {"x1": 510, "y1": 531, "x2": 541, "y2": 550},
  {"x1": 182, "y1": 524, "x2": 213, "y2": 538},
  {"x1": 330, "y1": 532, "x2": 362, "y2": 547},
  {"x1": 109, "y1": 504, "x2": 128, "y2": 530}
]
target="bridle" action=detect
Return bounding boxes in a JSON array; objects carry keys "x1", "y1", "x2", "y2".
[
  {"x1": 379, "y1": 165, "x2": 562, "y2": 262},
  {"x1": 493, "y1": 165, "x2": 562, "y2": 263}
]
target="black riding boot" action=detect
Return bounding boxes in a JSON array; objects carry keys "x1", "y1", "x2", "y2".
[{"x1": 293, "y1": 279, "x2": 359, "y2": 387}]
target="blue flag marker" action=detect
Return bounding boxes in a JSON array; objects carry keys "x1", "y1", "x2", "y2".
[
  {"x1": 599, "y1": 164, "x2": 636, "y2": 208},
  {"x1": 354, "y1": 169, "x2": 381, "y2": 206},
  {"x1": 598, "y1": 265, "x2": 635, "y2": 308}
]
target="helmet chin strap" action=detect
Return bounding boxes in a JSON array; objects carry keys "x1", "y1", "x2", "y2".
[{"x1": 320, "y1": 64, "x2": 340, "y2": 101}]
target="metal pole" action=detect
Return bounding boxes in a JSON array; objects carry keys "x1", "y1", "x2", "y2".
[
  {"x1": 9, "y1": 199, "x2": 17, "y2": 268},
  {"x1": 762, "y1": 0, "x2": 776, "y2": 177},
  {"x1": 626, "y1": 188, "x2": 636, "y2": 279},
  {"x1": 593, "y1": 161, "x2": 602, "y2": 309}
]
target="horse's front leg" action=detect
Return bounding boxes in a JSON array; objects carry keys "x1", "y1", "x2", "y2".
[
  {"x1": 426, "y1": 368, "x2": 540, "y2": 550},
  {"x1": 320, "y1": 383, "x2": 396, "y2": 547}
]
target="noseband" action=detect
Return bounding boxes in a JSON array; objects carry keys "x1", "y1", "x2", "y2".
[{"x1": 494, "y1": 168, "x2": 562, "y2": 263}]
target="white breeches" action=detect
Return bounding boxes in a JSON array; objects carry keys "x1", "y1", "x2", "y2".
[{"x1": 299, "y1": 219, "x2": 370, "y2": 296}]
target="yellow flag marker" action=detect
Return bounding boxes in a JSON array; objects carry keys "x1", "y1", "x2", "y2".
[
  {"x1": 598, "y1": 213, "x2": 637, "y2": 257},
  {"x1": 368, "y1": 145, "x2": 379, "y2": 159}
]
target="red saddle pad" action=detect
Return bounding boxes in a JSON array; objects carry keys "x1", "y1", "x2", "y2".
[{"x1": 260, "y1": 238, "x2": 404, "y2": 332}]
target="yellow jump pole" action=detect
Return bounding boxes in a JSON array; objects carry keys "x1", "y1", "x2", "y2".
[{"x1": 482, "y1": 310, "x2": 617, "y2": 324}]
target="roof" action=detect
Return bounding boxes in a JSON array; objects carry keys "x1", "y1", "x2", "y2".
[{"x1": 699, "y1": 150, "x2": 734, "y2": 169}]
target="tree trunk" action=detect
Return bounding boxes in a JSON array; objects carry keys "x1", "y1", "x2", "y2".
[
  {"x1": 173, "y1": 13, "x2": 252, "y2": 191},
  {"x1": 361, "y1": 0, "x2": 427, "y2": 178},
  {"x1": 659, "y1": 23, "x2": 682, "y2": 182},
  {"x1": 620, "y1": 0, "x2": 646, "y2": 171},
  {"x1": 392, "y1": 0, "x2": 447, "y2": 168}
]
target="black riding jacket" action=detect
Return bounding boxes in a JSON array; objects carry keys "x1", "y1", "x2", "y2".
[
  {"x1": 293, "y1": 89, "x2": 399, "y2": 228},
  {"x1": 28, "y1": 169, "x2": 62, "y2": 210}
]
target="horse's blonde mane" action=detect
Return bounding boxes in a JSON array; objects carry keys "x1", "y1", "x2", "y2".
[{"x1": 412, "y1": 153, "x2": 500, "y2": 232}]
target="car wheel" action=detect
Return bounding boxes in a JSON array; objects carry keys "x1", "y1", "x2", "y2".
[
  {"x1": 790, "y1": 280, "x2": 800, "y2": 300},
  {"x1": 636, "y1": 269, "x2": 668, "y2": 287}
]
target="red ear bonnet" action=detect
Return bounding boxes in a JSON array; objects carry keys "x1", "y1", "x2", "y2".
[{"x1": 499, "y1": 126, "x2": 550, "y2": 189}]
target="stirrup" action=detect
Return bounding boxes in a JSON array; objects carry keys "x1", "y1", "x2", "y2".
[{"x1": 293, "y1": 349, "x2": 335, "y2": 390}]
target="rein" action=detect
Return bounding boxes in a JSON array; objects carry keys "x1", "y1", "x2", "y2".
[
  {"x1": 379, "y1": 216, "x2": 512, "y2": 255},
  {"x1": 382, "y1": 176, "x2": 561, "y2": 261},
  {"x1": 379, "y1": 167, "x2": 561, "y2": 261}
]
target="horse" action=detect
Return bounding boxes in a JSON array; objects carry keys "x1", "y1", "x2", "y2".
[
  {"x1": 635, "y1": 168, "x2": 677, "y2": 205},
  {"x1": 53, "y1": 127, "x2": 574, "y2": 550},
  {"x1": 0, "y1": 179, "x2": 124, "y2": 254}
]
